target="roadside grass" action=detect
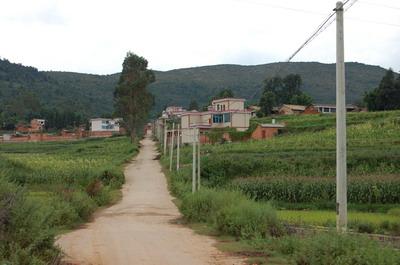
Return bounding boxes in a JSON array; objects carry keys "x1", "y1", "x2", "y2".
[
  {"x1": 0, "y1": 136, "x2": 137, "y2": 264},
  {"x1": 278, "y1": 210, "x2": 400, "y2": 235}
]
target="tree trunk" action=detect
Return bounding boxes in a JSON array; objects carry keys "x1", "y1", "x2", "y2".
[{"x1": 130, "y1": 128, "x2": 136, "y2": 143}]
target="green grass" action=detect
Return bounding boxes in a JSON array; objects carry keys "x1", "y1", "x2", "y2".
[
  {"x1": 0, "y1": 136, "x2": 137, "y2": 264},
  {"x1": 278, "y1": 210, "x2": 400, "y2": 234}
]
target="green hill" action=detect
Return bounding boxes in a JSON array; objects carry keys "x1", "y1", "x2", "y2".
[{"x1": 0, "y1": 58, "x2": 390, "y2": 119}]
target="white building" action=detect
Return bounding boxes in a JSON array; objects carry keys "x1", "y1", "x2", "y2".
[{"x1": 90, "y1": 118, "x2": 121, "y2": 132}]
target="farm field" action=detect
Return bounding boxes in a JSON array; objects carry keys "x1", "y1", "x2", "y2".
[
  {"x1": 0, "y1": 137, "x2": 137, "y2": 264},
  {"x1": 161, "y1": 110, "x2": 400, "y2": 264}
]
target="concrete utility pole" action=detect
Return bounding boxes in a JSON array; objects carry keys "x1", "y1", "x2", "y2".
[
  {"x1": 335, "y1": 1, "x2": 347, "y2": 232},
  {"x1": 176, "y1": 124, "x2": 180, "y2": 171},
  {"x1": 163, "y1": 121, "x2": 167, "y2": 155},
  {"x1": 192, "y1": 128, "x2": 197, "y2": 193},
  {"x1": 169, "y1": 123, "x2": 175, "y2": 171},
  {"x1": 197, "y1": 129, "x2": 201, "y2": 190}
]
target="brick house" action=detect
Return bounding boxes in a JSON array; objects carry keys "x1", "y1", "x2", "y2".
[{"x1": 251, "y1": 124, "x2": 285, "y2": 140}]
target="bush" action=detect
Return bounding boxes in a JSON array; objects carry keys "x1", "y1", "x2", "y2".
[
  {"x1": 0, "y1": 179, "x2": 59, "y2": 264},
  {"x1": 292, "y1": 233, "x2": 400, "y2": 265},
  {"x1": 179, "y1": 189, "x2": 245, "y2": 223},
  {"x1": 215, "y1": 200, "x2": 282, "y2": 239},
  {"x1": 47, "y1": 197, "x2": 80, "y2": 227},
  {"x1": 68, "y1": 191, "x2": 97, "y2": 220}
]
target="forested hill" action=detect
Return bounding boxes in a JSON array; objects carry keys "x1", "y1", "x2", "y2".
[{"x1": 0, "y1": 58, "x2": 388, "y2": 119}]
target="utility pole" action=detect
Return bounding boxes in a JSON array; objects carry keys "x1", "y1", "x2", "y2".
[
  {"x1": 197, "y1": 129, "x2": 201, "y2": 190},
  {"x1": 192, "y1": 128, "x2": 197, "y2": 193},
  {"x1": 169, "y1": 122, "x2": 175, "y2": 171},
  {"x1": 163, "y1": 120, "x2": 167, "y2": 155},
  {"x1": 176, "y1": 123, "x2": 180, "y2": 171},
  {"x1": 335, "y1": 1, "x2": 347, "y2": 232}
]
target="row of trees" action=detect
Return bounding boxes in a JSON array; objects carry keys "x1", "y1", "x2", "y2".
[{"x1": 0, "y1": 87, "x2": 87, "y2": 130}]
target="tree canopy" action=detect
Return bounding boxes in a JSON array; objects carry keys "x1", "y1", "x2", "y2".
[
  {"x1": 114, "y1": 52, "x2": 155, "y2": 141},
  {"x1": 258, "y1": 74, "x2": 313, "y2": 116},
  {"x1": 188, "y1": 99, "x2": 199, "y2": 111},
  {"x1": 364, "y1": 69, "x2": 400, "y2": 111}
]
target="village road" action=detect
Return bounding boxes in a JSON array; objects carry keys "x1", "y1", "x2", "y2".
[{"x1": 57, "y1": 138, "x2": 243, "y2": 265}]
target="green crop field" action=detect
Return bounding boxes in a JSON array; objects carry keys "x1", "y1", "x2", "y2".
[
  {"x1": 161, "y1": 110, "x2": 400, "y2": 264},
  {"x1": 0, "y1": 137, "x2": 137, "y2": 264},
  {"x1": 165, "y1": 110, "x2": 400, "y2": 233}
]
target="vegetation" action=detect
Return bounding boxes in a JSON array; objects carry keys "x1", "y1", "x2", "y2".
[
  {"x1": 364, "y1": 69, "x2": 400, "y2": 111},
  {"x1": 160, "y1": 113, "x2": 400, "y2": 263},
  {"x1": 259, "y1": 74, "x2": 312, "y2": 116},
  {"x1": 114, "y1": 52, "x2": 155, "y2": 142},
  {"x1": 0, "y1": 137, "x2": 137, "y2": 264},
  {"x1": 0, "y1": 58, "x2": 391, "y2": 125}
]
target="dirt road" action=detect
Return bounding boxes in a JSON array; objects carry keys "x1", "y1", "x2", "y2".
[{"x1": 57, "y1": 138, "x2": 243, "y2": 265}]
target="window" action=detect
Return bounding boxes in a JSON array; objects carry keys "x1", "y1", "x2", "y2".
[
  {"x1": 212, "y1": 114, "x2": 223, "y2": 123},
  {"x1": 323, "y1": 107, "x2": 330, "y2": 113},
  {"x1": 223, "y1": 113, "x2": 230, "y2": 122}
]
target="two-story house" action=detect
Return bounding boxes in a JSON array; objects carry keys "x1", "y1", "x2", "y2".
[{"x1": 180, "y1": 98, "x2": 251, "y2": 143}]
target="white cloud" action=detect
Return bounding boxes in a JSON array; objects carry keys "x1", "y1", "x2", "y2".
[{"x1": 0, "y1": 0, "x2": 399, "y2": 74}]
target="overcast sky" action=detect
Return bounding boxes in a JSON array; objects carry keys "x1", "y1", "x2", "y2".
[{"x1": 0, "y1": 0, "x2": 399, "y2": 74}]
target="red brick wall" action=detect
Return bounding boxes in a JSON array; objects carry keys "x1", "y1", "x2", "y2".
[{"x1": 251, "y1": 126, "x2": 279, "y2": 140}]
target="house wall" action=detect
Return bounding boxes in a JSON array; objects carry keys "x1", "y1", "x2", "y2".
[
  {"x1": 303, "y1": 106, "x2": 319, "y2": 115},
  {"x1": 251, "y1": 126, "x2": 279, "y2": 140},
  {"x1": 231, "y1": 113, "x2": 250, "y2": 131},
  {"x1": 213, "y1": 100, "x2": 244, "y2": 111},
  {"x1": 91, "y1": 119, "x2": 120, "y2": 132}
]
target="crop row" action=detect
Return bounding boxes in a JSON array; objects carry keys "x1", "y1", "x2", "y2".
[{"x1": 232, "y1": 178, "x2": 400, "y2": 204}]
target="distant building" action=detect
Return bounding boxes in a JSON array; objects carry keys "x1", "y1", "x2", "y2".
[
  {"x1": 277, "y1": 104, "x2": 319, "y2": 115},
  {"x1": 313, "y1": 104, "x2": 360, "y2": 113},
  {"x1": 90, "y1": 118, "x2": 121, "y2": 132},
  {"x1": 16, "y1": 119, "x2": 46, "y2": 133},
  {"x1": 180, "y1": 98, "x2": 252, "y2": 143},
  {"x1": 278, "y1": 104, "x2": 307, "y2": 115},
  {"x1": 163, "y1": 106, "x2": 187, "y2": 119},
  {"x1": 251, "y1": 123, "x2": 285, "y2": 140}
]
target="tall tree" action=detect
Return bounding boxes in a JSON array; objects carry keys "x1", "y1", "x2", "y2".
[
  {"x1": 114, "y1": 52, "x2": 155, "y2": 142},
  {"x1": 188, "y1": 99, "x2": 199, "y2": 111},
  {"x1": 364, "y1": 69, "x2": 400, "y2": 111}
]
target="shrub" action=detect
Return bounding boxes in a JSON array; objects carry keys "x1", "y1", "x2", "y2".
[
  {"x1": 355, "y1": 222, "x2": 376, "y2": 234},
  {"x1": 68, "y1": 191, "x2": 97, "y2": 220},
  {"x1": 387, "y1": 208, "x2": 400, "y2": 216},
  {"x1": 215, "y1": 200, "x2": 282, "y2": 239},
  {"x1": 0, "y1": 179, "x2": 59, "y2": 264},
  {"x1": 179, "y1": 189, "x2": 245, "y2": 223}
]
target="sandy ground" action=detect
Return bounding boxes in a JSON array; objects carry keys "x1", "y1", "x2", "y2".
[{"x1": 56, "y1": 138, "x2": 243, "y2": 265}]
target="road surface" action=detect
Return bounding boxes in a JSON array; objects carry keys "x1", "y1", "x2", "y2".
[{"x1": 57, "y1": 138, "x2": 243, "y2": 265}]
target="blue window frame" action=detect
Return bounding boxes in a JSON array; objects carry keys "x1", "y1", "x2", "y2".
[
  {"x1": 213, "y1": 114, "x2": 223, "y2": 123},
  {"x1": 213, "y1": 113, "x2": 230, "y2": 123}
]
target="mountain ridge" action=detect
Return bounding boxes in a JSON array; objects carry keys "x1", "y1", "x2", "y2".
[{"x1": 0, "y1": 58, "x2": 389, "y2": 118}]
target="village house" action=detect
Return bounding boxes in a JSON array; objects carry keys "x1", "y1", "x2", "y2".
[
  {"x1": 313, "y1": 103, "x2": 360, "y2": 113},
  {"x1": 180, "y1": 98, "x2": 252, "y2": 144},
  {"x1": 89, "y1": 118, "x2": 122, "y2": 137},
  {"x1": 251, "y1": 123, "x2": 285, "y2": 140},
  {"x1": 16, "y1": 119, "x2": 46, "y2": 133},
  {"x1": 277, "y1": 104, "x2": 319, "y2": 115}
]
